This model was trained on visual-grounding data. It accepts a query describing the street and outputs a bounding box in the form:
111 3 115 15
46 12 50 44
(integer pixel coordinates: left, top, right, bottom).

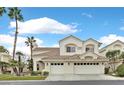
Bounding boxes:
0 80 124 85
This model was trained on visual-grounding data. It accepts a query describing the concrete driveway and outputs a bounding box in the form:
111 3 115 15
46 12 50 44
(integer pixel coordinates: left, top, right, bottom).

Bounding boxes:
46 74 124 81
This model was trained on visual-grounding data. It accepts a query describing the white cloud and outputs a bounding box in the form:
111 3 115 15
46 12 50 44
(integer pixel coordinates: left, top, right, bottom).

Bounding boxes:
52 44 59 47
82 13 93 18
0 34 43 55
9 17 78 34
99 34 124 45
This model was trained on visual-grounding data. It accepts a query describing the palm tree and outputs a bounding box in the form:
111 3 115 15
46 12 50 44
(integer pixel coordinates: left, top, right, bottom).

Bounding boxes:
0 7 6 16
25 36 36 71
10 52 25 76
8 7 24 60
18 62 25 75
10 59 19 75
16 51 25 75
16 51 24 62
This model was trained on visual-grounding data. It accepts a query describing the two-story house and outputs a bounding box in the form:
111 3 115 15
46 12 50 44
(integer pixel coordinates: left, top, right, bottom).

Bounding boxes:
32 35 124 75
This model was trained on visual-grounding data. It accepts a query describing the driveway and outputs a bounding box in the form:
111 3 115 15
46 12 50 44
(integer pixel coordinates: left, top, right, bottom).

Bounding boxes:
46 74 124 81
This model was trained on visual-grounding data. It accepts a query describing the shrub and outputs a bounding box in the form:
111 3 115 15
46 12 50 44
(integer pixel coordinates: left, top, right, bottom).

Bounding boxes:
43 71 49 76
104 67 109 74
3 71 11 74
31 71 42 76
116 64 124 77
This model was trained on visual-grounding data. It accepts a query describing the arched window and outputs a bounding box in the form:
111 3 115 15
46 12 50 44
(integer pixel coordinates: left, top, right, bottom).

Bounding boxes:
66 43 76 52
86 44 94 52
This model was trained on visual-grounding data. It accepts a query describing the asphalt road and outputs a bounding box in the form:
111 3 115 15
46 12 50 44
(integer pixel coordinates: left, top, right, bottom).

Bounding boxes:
0 80 124 85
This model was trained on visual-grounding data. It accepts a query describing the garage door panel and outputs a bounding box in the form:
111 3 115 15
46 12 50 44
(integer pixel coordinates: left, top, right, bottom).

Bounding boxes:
50 64 64 74
74 63 104 74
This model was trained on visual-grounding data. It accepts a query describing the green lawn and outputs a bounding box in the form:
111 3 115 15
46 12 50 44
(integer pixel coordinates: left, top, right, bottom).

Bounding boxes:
0 74 46 80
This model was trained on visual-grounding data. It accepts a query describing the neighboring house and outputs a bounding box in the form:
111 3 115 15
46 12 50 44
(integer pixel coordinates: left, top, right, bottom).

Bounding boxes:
0 52 11 63
0 52 11 73
32 35 124 75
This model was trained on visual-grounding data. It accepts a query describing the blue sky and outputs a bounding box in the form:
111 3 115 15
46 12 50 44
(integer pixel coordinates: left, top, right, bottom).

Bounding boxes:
0 7 124 54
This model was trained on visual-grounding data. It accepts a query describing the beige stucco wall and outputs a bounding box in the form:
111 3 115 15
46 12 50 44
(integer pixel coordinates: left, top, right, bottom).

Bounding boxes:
80 52 98 59
33 55 45 71
59 36 83 56
83 39 99 54
59 37 100 56
0 53 11 63
0 53 12 74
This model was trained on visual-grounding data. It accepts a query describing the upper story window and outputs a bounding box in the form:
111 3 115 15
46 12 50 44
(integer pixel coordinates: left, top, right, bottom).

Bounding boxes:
86 44 94 52
66 44 76 53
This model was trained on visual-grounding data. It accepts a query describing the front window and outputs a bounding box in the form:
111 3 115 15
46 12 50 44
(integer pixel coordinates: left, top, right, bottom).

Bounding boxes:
66 46 76 52
86 47 90 52
66 44 76 53
86 44 94 52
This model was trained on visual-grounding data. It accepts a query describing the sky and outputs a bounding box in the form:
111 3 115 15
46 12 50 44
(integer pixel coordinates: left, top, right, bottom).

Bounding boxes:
0 7 124 55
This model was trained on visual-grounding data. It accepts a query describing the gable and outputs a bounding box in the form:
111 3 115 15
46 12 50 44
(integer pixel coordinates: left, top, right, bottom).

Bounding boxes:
84 38 102 47
100 40 124 52
59 35 83 43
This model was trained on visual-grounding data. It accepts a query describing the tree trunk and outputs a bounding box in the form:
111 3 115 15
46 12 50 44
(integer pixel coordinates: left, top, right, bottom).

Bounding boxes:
18 55 21 76
12 16 18 60
13 67 18 76
1 66 4 74
123 59 124 64
30 44 33 71
31 44 32 61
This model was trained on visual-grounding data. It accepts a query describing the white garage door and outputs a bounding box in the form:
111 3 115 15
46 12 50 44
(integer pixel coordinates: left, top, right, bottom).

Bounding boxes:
74 62 104 74
50 63 64 74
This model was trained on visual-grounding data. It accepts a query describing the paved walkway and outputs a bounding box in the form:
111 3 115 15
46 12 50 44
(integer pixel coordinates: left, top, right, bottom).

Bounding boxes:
46 74 124 81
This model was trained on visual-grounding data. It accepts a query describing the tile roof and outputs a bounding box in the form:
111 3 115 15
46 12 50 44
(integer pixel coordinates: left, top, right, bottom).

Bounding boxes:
33 47 60 57
42 54 81 60
33 47 107 61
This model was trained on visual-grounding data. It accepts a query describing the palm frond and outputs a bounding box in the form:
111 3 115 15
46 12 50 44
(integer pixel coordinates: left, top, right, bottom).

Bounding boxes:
16 51 24 56
25 41 29 46
0 7 6 16
8 7 24 21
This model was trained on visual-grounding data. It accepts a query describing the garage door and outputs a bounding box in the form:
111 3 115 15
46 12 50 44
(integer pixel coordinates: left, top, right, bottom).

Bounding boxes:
50 63 64 74
74 62 104 74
